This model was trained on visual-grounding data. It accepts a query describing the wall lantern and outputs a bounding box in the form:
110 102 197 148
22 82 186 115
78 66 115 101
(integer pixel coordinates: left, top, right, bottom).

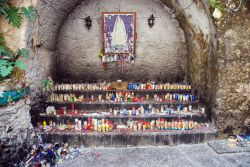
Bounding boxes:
84 16 92 30
148 14 155 28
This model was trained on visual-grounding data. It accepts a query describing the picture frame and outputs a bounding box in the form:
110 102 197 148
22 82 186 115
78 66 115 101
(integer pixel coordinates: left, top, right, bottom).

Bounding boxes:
102 12 136 55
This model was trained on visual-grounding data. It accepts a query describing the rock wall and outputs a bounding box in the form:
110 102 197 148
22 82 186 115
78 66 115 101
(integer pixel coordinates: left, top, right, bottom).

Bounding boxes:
214 5 250 135
0 0 54 108
0 99 35 165
56 0 187 82
0 1 38 164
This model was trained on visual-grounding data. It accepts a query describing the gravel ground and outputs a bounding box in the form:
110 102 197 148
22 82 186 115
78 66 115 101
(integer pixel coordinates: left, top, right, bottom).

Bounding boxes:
58 143 250 167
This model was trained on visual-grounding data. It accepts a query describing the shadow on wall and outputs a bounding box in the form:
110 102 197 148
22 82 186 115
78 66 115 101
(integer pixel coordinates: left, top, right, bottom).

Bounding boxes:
55 0 188 83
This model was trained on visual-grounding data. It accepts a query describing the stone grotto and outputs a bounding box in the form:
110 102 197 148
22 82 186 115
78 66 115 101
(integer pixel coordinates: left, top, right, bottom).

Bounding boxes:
0 0 249 166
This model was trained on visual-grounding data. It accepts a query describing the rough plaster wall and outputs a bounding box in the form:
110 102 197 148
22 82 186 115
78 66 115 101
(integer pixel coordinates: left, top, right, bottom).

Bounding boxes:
24 0 83 105
25 48 54 106
36 0 82 49
56 0 187 82
177 0 211 39
173 0 216 96
164 0 217 120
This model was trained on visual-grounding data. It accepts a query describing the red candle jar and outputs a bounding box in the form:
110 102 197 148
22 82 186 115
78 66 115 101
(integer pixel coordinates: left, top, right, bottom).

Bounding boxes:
146 84 151 90
71 103 75 113
132 96 137 102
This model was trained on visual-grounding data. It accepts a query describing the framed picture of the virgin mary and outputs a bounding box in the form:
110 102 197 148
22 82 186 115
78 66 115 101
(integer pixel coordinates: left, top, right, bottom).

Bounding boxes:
102 12 136 55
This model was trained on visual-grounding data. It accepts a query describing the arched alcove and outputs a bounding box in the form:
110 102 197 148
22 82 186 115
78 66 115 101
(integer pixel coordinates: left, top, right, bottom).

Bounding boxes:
56 0 187 82
26 0 217 120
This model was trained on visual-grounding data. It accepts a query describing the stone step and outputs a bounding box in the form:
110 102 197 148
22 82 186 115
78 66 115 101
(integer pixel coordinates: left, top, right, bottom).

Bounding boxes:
39 127 217 147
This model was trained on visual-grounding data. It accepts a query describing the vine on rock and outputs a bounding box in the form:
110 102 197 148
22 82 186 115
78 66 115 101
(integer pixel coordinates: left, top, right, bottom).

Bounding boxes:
0 0 36 83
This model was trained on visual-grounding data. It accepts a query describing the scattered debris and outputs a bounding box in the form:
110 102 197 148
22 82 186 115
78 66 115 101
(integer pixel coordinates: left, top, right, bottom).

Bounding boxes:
25 143 83 166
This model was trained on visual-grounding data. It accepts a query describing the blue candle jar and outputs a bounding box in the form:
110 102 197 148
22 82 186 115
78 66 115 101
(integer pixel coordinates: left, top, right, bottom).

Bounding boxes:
123 109 128 115
168 108 172 115
111 94 116 101
175 94 179 101
132 83 136 90
128 83 131 90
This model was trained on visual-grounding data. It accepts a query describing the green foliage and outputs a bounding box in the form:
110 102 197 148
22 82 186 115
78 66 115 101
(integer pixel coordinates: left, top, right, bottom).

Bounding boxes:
15 60 26 70
0 2 36 82
0 59 13 77
0 45 14 58
5 6 22 28
17 48 29 60
210 0 224 11
0 0 37 27
21 6 36 22
0 36 29 80
42 77 54 93
0 35 13 58
0 0 9 16
0 35 4 43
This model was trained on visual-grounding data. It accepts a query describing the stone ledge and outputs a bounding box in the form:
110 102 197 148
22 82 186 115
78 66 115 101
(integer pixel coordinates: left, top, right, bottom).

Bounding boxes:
39 127 218 146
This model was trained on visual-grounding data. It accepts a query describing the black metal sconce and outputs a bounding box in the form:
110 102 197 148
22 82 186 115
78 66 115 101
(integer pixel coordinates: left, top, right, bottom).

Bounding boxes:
148 14 155 28
84 16 92 30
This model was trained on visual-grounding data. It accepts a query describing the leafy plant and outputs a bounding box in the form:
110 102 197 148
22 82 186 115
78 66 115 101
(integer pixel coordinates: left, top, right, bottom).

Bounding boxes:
0 36 29 81
0 0 37 28
42 77 54 93
5 6 22 28
0 1 37 83
210 0 224 11
21 6 36 22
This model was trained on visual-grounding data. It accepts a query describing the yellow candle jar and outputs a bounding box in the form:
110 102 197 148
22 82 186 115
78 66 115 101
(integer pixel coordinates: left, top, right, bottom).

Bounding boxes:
109 124 113 131
98 125 102 132
188 121 194 130
105 124 109 131
102 124 106 132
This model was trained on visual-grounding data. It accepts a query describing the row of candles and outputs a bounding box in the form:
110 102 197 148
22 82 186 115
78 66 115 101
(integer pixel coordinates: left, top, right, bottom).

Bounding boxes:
39 118 202 132
46 105 205 116
109 105 204 116
53 82 192 91
48 92 197 103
